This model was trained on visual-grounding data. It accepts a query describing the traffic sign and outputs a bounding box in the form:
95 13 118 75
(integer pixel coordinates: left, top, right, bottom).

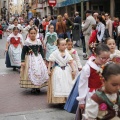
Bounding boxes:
48 0 57 7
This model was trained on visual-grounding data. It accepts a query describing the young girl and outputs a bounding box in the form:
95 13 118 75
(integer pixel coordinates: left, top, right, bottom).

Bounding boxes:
47 38 76 104
75 44 110 120
44 24 58 62
24 19 34 36
7 18 23 34
83 63 120 120
89 24 97 45
5 27 23 71
105 38 120 64
20 27 49 93
66 38 82 74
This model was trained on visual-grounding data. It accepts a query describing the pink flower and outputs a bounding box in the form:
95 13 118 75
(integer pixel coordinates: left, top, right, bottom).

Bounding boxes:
116 57 120 62
99 103 107 111
72 51 76 54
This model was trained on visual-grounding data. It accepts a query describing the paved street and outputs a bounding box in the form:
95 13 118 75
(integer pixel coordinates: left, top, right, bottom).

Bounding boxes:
0 33 86 120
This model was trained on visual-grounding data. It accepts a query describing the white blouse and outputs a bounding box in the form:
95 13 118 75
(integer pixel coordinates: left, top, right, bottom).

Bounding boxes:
76 57 100 104
66 48 82 69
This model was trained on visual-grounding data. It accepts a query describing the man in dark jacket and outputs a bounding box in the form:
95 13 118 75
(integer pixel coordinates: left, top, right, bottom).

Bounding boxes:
34 17 40 27
64 13 73 39
74 12 81 47
50 15 57 32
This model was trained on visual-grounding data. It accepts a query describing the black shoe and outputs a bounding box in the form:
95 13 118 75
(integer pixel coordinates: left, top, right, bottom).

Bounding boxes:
31 88 36 93
35 88 40 93
83 54 88 60
13 67 16 71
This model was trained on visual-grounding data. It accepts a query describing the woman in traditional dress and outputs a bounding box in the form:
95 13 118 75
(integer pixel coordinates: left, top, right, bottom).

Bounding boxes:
5 27 23 71
47 38 76 104
20 27 49 93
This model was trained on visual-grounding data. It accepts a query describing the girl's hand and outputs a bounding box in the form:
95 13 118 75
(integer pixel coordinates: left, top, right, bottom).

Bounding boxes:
79 104 85 109
72 71 76 79
78 68 82 71
48 70 51 76
43 45 46 50
5 49 8 52
21 62 25 67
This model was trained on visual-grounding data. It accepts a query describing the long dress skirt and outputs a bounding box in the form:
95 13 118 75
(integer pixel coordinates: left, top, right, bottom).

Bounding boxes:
47 69 67 104
64 73 80 114
5 51 12 68
20 55 48 88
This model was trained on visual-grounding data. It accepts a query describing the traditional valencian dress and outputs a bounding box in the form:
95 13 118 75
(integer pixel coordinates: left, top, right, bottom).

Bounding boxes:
47 49 75 104
7 24 23 32
20 38 49 88
75 57 103 120
6 33 23 68
83 89 120 120
66 48 82 74
110 50 120 64
44 32 58 61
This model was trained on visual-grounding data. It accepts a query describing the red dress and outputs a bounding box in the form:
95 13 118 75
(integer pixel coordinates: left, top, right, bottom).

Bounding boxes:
89 30 98 44
0 30 3 35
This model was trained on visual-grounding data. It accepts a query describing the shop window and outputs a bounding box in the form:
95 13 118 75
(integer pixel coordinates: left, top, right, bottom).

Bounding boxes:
92 5 104 12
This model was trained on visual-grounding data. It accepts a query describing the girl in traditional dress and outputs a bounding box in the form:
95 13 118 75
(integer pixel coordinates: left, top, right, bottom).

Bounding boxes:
7 18 23 34
47 38 76 104
44 24 58 64
5 27 23 71
105 38 120 64
83 63 120 120
20 27 49 93
66 38 82 75
75 44 110 120
23 19 34 37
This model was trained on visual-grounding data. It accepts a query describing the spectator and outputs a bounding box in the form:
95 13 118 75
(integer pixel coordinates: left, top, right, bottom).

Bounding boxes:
34 16 40 27
82 10 96 57
51 15 57 32
105 13 113 38
0 28 3 39
117 22 120 50
89 24 97 44
74 11 81 47
64 13 73 38
42 18 49 37
56 15 66 38
96 15 106 43
93 12 99 21
113 17 119 41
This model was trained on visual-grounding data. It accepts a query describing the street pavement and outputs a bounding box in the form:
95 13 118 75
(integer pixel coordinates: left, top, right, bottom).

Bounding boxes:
0 33 86 120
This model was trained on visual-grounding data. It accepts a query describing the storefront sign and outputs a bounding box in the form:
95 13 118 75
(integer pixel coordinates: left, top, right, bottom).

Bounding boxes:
48 0 57 7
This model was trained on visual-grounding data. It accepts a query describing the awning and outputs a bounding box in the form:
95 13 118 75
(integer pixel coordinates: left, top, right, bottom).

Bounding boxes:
56 0 89 7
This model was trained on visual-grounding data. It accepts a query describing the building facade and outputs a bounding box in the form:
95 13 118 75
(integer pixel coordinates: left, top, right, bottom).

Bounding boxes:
56 0 120 20
0 0 9 20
